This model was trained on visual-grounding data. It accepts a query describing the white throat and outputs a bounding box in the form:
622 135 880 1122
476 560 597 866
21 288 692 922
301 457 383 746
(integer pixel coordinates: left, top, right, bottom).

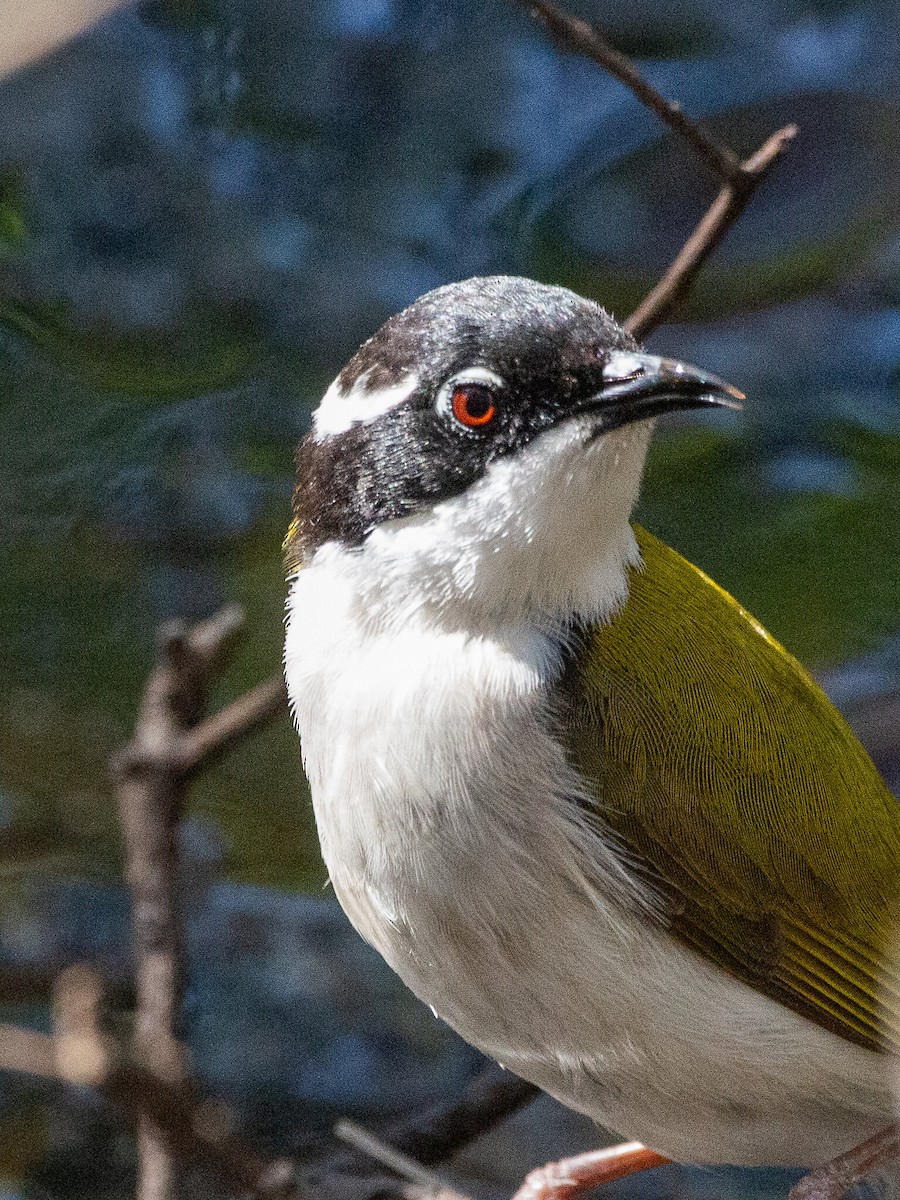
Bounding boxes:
293 418 652 637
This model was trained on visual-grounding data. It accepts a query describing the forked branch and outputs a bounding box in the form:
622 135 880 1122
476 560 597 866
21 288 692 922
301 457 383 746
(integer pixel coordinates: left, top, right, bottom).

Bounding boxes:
109 605 280 1200
520 0 797 338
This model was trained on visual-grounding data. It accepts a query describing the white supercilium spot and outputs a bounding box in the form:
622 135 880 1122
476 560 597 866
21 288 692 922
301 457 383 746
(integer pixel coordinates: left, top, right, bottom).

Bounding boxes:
313 369 420 440
602 351 646 381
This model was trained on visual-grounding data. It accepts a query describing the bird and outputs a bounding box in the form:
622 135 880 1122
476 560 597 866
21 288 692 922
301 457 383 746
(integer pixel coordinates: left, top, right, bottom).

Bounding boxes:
283 275 900 1200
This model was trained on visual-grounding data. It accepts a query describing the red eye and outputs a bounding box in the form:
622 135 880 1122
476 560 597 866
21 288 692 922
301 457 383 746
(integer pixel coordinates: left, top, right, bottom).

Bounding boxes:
451 383 497 428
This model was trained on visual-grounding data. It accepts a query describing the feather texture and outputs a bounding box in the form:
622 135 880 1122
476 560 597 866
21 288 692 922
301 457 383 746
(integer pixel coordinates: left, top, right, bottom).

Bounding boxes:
560 525 900 1055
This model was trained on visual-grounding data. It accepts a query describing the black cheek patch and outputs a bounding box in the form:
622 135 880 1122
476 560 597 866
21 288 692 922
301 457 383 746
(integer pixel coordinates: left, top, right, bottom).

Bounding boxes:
359 407 494 525
287 407 494 561
286 396 563 563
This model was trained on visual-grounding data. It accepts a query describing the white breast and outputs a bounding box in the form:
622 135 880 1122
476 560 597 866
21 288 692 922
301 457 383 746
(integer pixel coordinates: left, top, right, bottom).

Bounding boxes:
284 548 894 1170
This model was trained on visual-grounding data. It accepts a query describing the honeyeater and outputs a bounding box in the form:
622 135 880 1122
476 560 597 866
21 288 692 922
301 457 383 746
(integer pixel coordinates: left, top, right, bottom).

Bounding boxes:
283 276 900 1199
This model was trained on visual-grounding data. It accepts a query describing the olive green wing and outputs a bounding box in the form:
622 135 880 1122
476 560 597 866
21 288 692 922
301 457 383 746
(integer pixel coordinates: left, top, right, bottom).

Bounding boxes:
560 524 900 1054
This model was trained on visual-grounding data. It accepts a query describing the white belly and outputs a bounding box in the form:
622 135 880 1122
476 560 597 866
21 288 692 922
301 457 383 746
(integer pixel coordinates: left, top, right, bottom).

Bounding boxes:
284 562 895 1170
328 837 893 1169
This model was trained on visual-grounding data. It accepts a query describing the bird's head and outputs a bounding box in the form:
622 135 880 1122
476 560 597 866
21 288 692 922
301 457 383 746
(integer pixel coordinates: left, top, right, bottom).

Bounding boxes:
286 276 741 629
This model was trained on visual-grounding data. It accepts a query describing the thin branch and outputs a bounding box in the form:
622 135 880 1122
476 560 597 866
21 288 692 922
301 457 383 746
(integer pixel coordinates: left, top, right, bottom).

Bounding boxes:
179 673 288 779
0 1017 282 1195
111 605 251 1200
321 1066 537 1178
0 976 498 1200
625 124 797 338
335 1120 457 1193
0 975 537 1198
518 0 797 338
523 0 741 183
378 1065 538 1168
108 608 288 1200
0 966 302 1200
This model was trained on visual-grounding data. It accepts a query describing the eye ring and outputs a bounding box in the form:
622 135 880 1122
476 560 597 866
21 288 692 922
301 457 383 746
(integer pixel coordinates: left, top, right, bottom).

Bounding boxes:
437 368 504 433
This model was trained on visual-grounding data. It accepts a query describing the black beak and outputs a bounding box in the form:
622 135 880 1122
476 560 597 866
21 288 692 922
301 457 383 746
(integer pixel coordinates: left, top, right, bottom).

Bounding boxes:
585 351 744 431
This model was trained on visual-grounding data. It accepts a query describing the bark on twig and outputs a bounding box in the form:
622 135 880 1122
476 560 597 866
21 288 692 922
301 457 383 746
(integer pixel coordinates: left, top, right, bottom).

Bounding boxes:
178 673 287 779
365 1065 538 1170
625 126 797 338
334 1120 457 1192
519 0 797 338
316 1063 538 1188
0 966 301 1200
110 605 250 1200
524 0 742 183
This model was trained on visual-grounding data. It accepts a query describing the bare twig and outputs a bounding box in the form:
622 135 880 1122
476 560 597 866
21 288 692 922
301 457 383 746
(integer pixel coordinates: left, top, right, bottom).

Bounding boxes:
524 0 741 183
110 605 253 1200
0 979 520 1200
519 0 797 338
335 1120 456 1193
0 966 301 1200
320 1065 537 1184
625 125 797 338
178 672 288 779
378 1065 538 1169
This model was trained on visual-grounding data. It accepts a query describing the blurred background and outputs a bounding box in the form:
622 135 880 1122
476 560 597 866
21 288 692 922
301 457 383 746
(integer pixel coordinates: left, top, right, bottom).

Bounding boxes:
0 0 898 1196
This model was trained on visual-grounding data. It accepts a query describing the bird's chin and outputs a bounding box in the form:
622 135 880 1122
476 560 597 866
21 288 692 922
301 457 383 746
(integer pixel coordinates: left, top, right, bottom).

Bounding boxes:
580 412 655 447
553 413 607 449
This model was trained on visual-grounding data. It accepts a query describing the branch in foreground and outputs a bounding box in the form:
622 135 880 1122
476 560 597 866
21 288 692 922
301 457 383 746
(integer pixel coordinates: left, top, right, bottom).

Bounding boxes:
520 0 797 339
322 1063 539 1176
0 965 537 1200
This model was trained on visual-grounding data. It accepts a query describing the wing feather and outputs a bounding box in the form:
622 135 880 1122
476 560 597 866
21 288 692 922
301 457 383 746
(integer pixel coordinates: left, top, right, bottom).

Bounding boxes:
559 525 900 1054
